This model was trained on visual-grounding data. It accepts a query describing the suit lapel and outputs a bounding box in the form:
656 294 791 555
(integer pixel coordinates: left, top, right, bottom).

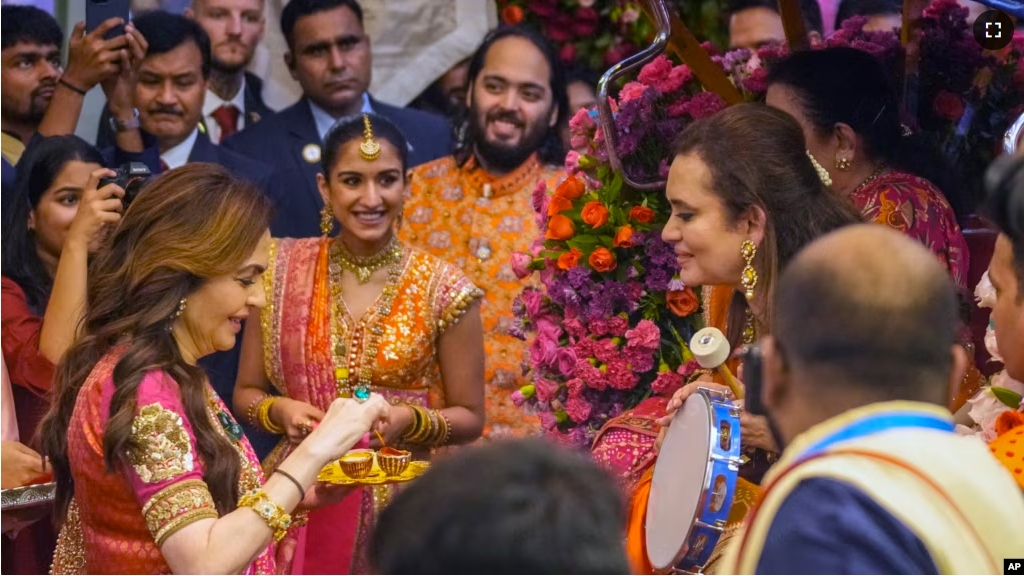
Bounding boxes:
286 99 325 210
188 130 217 163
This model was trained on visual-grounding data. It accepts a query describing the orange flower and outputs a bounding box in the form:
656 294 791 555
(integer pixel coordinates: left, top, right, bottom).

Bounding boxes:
613 225 635 248
629 205 655 224
666 287 699 317
589 246 617 272
548 194 574 216
994 409 1024 437
501 5 524 24
557 247 583 270
581 201 609 228
556 174 586 200
546 214 575 241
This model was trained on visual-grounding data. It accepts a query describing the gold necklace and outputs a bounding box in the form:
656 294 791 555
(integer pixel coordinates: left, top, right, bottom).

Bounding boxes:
852 164 889 195
335 235 402 284
329 239 405 401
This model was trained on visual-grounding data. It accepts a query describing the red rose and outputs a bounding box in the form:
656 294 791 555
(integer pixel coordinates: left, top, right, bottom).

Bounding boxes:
556 174 586 200
666 287 699 317
547 195 573 216
546 214 575 241
933 90 965 122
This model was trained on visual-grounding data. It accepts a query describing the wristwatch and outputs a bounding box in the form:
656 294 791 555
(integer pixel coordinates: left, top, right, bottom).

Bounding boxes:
109 108 140 133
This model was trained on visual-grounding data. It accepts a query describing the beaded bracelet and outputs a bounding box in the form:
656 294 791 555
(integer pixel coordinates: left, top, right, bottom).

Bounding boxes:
238 489 292 542
245 394 269 427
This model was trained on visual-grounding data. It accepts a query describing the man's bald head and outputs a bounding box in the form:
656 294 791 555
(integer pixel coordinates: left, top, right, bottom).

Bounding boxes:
773 225 958 403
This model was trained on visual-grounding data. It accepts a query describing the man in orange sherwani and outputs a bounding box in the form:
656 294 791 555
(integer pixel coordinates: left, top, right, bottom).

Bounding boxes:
400 27 568 438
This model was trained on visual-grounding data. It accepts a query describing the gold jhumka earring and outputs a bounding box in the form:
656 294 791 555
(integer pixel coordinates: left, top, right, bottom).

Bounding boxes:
359 114 381 161
740 240 758 300
320 203 334 237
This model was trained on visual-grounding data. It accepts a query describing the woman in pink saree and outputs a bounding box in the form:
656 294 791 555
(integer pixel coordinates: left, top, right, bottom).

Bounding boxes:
40 166 389 574
234 114 486 574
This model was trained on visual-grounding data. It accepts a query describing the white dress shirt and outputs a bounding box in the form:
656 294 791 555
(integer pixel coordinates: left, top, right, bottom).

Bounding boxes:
308 93 374 142
160 127 199 170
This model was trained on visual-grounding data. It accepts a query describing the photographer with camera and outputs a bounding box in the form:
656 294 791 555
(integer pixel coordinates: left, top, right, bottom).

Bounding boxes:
2 136 125 447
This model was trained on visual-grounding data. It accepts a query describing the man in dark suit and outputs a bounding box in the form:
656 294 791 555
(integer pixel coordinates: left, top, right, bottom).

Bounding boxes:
95 0 275 149
224 0 453 238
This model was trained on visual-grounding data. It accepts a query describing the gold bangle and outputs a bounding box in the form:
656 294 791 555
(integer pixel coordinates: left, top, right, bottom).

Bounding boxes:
238 489 292 542
257 397 285 434
686 368 715 384
245 394 268 427
434 410 452 447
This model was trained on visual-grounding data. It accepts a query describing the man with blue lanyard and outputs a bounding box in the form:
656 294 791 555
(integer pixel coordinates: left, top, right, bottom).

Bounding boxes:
723 224 1024 574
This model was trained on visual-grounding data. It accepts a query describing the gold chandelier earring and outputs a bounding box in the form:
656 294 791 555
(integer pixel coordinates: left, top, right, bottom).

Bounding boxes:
740 240 758 301
320 203 334 237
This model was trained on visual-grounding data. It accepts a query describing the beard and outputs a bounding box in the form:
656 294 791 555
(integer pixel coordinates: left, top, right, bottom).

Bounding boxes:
2 83 54 126
468 105 551 173
211 45 253 75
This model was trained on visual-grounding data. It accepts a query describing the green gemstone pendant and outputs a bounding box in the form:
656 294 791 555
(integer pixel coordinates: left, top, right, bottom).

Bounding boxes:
354 385 371 402
218 410 243 442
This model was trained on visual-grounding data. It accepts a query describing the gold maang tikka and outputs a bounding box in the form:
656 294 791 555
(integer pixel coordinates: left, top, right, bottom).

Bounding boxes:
359 114 381 161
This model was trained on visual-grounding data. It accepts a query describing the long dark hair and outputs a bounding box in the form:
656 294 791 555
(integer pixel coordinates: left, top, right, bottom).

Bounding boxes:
766 47 971 220
673 103 864 343
40 164 273 524
455 26 567 167
1 135 104 314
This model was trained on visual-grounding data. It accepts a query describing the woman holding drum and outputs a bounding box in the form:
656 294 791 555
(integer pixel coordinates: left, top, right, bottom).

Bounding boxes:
590 103 863 573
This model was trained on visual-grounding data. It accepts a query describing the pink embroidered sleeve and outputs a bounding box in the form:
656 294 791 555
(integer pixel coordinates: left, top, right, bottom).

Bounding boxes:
431 263 483 335
120 371 219 546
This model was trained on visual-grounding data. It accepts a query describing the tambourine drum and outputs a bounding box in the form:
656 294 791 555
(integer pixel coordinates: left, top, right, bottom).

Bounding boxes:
646 388 742 573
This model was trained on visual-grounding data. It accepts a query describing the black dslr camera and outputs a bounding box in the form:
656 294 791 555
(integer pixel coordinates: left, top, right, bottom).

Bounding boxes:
100 162 152 208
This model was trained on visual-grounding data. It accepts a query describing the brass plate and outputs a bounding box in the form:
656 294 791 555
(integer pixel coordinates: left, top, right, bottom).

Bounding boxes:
318 457 429 486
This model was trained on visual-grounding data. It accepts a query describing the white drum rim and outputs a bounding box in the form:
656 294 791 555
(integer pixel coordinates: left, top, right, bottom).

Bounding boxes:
645 390 715 571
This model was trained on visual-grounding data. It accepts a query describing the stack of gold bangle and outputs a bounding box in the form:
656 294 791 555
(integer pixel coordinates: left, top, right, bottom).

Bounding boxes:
254 397 284 434
400 405 451 447
238 489 292 542
686 368 715 384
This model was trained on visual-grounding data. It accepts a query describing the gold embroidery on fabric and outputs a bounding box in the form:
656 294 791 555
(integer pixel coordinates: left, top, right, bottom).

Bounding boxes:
142 479 218 546
437 283 483 335
261 238 280 389
127 403 195 483
51 498 86 574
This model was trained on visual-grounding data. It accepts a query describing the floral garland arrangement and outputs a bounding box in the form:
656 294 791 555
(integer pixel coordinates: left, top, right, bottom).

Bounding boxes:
496 0 729 69
724 1 1023 202
956 272 1024 442
510 0 1023 448
509 54 724 447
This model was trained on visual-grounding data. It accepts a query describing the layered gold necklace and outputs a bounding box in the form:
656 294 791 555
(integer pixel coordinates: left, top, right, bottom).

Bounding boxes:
334 236 403 284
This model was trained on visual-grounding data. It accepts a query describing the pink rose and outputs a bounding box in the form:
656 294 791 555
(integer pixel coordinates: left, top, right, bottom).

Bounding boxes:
510 251 533 280
555 347 578 377
531 335 560 369
521 288 544 319
566 396 593 423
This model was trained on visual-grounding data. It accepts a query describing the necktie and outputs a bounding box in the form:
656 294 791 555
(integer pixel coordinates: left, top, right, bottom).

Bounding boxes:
211 104 240 144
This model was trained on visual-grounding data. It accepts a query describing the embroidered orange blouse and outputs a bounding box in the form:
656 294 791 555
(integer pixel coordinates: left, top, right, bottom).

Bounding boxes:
399 154 566 438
